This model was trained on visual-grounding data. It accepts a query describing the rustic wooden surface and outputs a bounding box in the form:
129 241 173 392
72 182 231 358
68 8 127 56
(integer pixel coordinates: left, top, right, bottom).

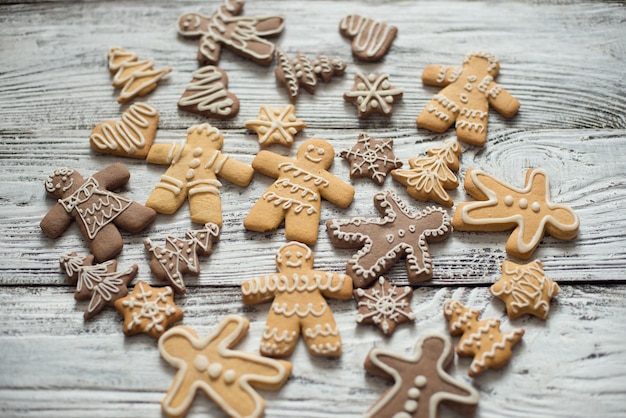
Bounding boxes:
1 1 625 417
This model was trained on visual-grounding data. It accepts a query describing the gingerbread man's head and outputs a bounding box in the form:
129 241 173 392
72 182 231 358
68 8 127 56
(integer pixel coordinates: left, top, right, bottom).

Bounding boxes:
296 139 335 170
45 167 83 199
186 123 224 150
178 13 211 36
276 241 314 271
463 51 500 78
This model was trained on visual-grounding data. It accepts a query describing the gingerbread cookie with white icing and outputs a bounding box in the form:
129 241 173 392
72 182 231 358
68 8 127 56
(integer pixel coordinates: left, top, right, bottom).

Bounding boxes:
340 132 402 185
178 65 240 119
245 104 306 147
339 15 397 62
343 72 403 118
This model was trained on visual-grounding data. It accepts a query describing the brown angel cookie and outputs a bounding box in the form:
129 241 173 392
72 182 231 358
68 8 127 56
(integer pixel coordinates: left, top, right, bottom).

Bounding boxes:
274 49 346 101
339 15 397 62
364 332 479 417
90 103 159 159
40 163 157 262
326 189 451 288
340 132 402 185
354 276 415 336
343 72 404 118
177 0 284 66
178 65 240 119
59 252 137 320
144 223 220 294
245 104 307 147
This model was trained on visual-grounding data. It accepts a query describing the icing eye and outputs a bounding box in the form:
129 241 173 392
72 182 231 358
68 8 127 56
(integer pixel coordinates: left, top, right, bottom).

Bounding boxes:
61 176 68 182
317 148 325 155
307 145 315 152
296 253 302 258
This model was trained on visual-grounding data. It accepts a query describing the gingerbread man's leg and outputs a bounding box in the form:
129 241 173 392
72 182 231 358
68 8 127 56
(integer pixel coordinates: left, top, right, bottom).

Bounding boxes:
455 100 489 146
113 202 157 233
188 182 223 226
80 222 124 262
244 185 287 233
284 204 321 246
416 89 459 133
260 307 300 357
301 302 342 357
146 175 188 215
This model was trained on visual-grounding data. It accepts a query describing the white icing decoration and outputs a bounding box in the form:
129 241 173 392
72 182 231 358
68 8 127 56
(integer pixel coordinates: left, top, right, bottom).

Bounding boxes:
90 103 158 154
178 65 236 116
344 72 403 115
339 15 396 59
245 105 305 146
355 277 415 334
122 283 178 334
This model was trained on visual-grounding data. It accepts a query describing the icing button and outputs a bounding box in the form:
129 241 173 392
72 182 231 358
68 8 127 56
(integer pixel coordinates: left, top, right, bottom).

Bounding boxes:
193 354 209 372
531 201 541 212
519 198 528 209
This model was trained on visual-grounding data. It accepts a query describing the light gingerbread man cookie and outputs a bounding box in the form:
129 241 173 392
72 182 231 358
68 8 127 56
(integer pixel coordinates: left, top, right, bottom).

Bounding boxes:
241 242 353 357
244 138 355 245
146 123 254 226
416 51 520 146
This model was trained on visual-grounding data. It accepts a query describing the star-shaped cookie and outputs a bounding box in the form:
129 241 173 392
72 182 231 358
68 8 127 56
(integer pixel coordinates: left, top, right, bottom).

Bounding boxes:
490 260 560 319
245 105 307 147
354 276 415 336
343 72 403 118
340 133 402 185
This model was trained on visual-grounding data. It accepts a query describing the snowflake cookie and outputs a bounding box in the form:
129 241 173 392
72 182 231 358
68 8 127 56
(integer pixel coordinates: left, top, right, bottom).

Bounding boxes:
343 72 403 118
340 132 402 185
245 104 307 147
159 315 292 418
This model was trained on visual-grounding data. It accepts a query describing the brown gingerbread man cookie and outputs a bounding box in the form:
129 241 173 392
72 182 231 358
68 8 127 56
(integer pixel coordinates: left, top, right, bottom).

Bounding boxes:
178 65 240 119
340 132 402 185
339 15 397 62
40 163 157 262
343 72 404 118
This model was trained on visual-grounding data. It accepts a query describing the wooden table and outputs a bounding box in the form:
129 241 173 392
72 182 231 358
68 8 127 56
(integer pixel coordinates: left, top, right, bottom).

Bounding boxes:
1 1 625 417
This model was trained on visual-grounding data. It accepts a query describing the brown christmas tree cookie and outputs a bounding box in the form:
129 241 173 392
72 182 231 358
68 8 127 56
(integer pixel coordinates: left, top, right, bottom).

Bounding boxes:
113 280 183 339
364 332 479 418
89 103 159 159
416 51 520 146
354 276 415 336
244 138 355 245
245 104 306 147
490 260 560 320
59 252 137 320
241 242 353 357
344 72 404 118
274 49 346 101
40 163 157 262
177 0 284 66
340 132 402 185
159 315 292 418
145 123 254 226
339 15 397 62
326 189 451 288
144 223 220 294
444 299 524 377
178 65 240 119
107 47 172 104
452 168 580 259
391 139 462 207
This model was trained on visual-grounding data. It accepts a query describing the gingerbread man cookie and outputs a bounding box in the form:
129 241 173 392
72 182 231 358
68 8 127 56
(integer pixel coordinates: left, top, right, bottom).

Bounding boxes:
444 299 524 377
364 332 479 418
178 65 240 119
145 123 254 226
339 15 397 62
241 242 353 357
244 138 355 245
326 190 451 288
107 47 172 104
177 0 284 66
40 163 157 262
344 72 404 118
159 315 292 418
144 223 220 294
90 103 159 159
245 104 306 147
416 51 520 146
59 252 137 320
452 168 580 259
340 132 402 185
490 260 560 320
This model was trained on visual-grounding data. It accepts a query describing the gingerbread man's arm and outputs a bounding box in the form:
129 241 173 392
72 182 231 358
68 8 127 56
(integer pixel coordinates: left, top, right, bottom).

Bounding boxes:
421 64 462 87
146 143 182 166
40 203 73 238
241 275 280 305
92 162 131 190
251 150 292 178
480 78 520 118
215 152 254 187
314 271 353 300
318 172 355 208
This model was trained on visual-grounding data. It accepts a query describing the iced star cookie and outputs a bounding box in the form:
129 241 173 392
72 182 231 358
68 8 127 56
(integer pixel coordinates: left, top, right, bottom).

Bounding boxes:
364 332 479 418
452 168 580 259
416 51 520 146
354 276 415 336
490 260 560 320
343 72 404 118
444 300 524 377
178 65 240 119
245 104 306 147
340 132 402 185
159 315 292 418
339 15 397 62
114 281 183 339
90 103 159 159
241 242 353 357
326 189 451 287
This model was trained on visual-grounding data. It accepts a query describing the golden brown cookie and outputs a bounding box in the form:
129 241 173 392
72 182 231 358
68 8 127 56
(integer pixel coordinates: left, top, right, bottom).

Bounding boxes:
343 72 403 118
339 15 397 62
245 104 306 147
241 242 353 357
178 65 240 119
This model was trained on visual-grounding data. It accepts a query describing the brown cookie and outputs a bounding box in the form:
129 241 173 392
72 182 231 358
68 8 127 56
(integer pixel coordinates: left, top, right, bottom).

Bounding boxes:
364 332 479 417
178 65 240 119
326 189 451 287
339 15 397 62
177 0 284 66
343 72 403 118
40 163 157 262
245 104 307 147
340 132 402 185
90 103 159 159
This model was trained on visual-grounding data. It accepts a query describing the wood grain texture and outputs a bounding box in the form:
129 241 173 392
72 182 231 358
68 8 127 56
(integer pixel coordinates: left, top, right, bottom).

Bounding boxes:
0 0 625 417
